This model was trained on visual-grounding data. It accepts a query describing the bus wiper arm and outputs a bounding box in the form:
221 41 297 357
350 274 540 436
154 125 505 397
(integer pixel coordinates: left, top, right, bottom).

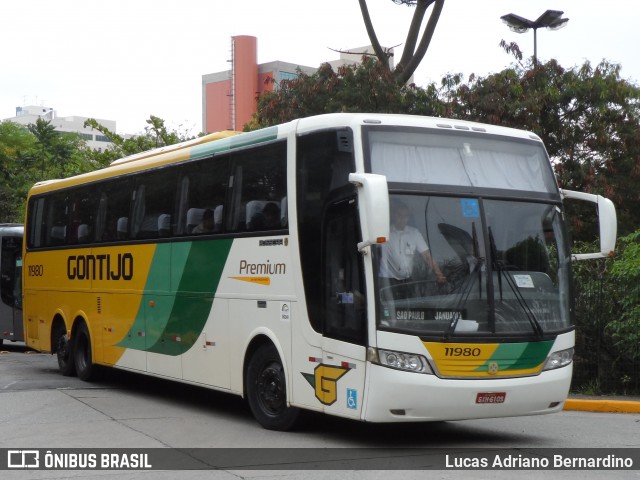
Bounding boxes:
444 254 483 340
489 228 544 338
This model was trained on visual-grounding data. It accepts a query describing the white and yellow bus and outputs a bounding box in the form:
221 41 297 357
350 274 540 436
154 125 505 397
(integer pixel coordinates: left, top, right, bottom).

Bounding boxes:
23 113 616 430
0 224 23 347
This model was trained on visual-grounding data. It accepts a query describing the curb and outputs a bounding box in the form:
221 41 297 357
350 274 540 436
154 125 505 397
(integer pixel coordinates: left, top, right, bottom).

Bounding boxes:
564 399 640 414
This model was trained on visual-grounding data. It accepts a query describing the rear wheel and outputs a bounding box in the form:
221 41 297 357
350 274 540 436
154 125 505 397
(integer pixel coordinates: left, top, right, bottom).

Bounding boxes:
246 344 301 431
73 322 96 381
56 328 76 377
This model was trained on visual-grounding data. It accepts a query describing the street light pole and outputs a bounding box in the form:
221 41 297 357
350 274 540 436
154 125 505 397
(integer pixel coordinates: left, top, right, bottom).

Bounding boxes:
500 10 569 67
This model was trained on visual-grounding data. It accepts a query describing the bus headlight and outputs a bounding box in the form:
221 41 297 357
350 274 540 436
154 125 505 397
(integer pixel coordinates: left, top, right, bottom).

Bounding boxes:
543 347 574 371
367 347 433 374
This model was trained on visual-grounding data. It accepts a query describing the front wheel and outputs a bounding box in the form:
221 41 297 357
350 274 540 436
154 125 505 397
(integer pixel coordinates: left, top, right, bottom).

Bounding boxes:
246 344 301 431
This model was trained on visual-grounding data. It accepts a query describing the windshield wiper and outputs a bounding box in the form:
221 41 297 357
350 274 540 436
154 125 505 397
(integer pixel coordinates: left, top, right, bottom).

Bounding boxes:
488 228 544 338
443 222 483 339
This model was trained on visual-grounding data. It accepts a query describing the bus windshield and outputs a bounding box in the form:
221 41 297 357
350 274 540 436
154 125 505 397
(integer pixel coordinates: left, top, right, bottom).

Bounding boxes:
373 195 572 338
366 126 572 339
367 128 558 193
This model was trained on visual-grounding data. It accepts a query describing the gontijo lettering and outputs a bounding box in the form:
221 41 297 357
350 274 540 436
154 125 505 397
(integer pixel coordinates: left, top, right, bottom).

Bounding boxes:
67 253 134 280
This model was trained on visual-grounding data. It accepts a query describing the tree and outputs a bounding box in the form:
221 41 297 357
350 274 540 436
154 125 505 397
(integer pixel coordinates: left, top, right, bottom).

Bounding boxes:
358 0 445 84
83 115 192 167
27 117 92 180
442 57 640 236
609 230 640 363
250 58 444 129
254 46 640 236
0 121 36 221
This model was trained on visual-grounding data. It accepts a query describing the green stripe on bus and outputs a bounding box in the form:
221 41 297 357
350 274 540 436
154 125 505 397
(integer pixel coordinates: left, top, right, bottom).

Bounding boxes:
119 239 233 355
147 239 232 355
116 244 171 350
190 126 279 160
475 340 554 372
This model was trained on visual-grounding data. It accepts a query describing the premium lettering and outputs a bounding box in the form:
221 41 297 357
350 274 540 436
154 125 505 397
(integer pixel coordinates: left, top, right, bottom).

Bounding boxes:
67 253 134 280
239 259 286 275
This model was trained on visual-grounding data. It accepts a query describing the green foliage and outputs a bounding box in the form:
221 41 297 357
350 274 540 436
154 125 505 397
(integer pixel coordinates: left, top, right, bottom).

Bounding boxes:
571 231 640 394
0 116 188 223
0 121 36 221
28 118 95 179
442 57 640 236
83 115 192 167
253 53 640 237
608 231 640 361
250 58 444 129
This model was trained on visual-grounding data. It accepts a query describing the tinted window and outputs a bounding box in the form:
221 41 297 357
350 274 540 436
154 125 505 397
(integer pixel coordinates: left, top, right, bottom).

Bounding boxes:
179 156 229 235
130 168 178 239
227 142 287 233
296 129 356 332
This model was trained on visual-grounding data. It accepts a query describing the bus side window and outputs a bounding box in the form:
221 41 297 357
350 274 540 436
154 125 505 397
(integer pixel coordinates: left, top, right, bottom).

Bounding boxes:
44 193 70 247
27 198 46 248
131 168 177 240
68 190 98 245
296 129 356 333
180 156 229 236
228 142 286 234
95 178 133 242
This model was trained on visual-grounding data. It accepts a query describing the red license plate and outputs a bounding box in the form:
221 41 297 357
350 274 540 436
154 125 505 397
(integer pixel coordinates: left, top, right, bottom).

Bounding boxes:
476 392 506 404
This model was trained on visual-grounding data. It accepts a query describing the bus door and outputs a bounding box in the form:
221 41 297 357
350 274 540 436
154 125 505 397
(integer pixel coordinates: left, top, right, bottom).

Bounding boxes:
1 236 23 343
319 197 367 418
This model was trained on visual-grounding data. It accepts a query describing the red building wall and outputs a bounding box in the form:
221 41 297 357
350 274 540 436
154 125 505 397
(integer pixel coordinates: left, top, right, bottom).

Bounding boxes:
203 36 288 133
205 80 231 133
232 36 258 131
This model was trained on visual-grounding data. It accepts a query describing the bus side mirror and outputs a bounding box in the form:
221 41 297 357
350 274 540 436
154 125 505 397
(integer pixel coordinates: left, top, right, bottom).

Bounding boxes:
349 173 389 252
560 189 617 261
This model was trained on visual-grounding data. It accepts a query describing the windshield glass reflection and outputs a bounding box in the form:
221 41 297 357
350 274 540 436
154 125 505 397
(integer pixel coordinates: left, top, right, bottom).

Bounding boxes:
374 195 571 338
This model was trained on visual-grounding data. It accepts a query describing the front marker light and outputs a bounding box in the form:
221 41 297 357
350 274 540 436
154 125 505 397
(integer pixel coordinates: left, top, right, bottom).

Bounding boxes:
543 347 574 371
367 347 433 374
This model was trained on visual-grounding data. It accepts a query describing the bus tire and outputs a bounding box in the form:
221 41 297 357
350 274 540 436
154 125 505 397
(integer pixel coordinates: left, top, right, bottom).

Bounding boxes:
56 330 76 377
246 343 301 431
73 322 96 382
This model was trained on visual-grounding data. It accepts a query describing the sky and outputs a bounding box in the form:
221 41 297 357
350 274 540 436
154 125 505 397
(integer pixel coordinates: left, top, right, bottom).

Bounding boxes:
1 0 638 135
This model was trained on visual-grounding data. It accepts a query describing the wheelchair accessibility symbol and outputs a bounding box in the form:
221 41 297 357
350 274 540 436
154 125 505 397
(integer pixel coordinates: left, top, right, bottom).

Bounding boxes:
347 388 358 410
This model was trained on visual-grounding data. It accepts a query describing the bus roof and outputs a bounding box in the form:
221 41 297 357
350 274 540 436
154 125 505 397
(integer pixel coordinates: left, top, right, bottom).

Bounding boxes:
109 130 240 166
26 113 543 197
294 113 542 142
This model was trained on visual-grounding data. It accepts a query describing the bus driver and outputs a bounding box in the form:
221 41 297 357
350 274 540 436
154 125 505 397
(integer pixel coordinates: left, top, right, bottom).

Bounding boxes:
379 201 446 296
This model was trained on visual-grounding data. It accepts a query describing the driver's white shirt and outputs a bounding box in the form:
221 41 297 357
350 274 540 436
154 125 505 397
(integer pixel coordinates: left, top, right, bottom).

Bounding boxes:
379 225 429 280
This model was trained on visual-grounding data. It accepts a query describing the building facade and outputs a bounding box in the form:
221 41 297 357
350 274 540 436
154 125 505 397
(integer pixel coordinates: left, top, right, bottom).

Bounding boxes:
6 105 115 151
202 36 392 133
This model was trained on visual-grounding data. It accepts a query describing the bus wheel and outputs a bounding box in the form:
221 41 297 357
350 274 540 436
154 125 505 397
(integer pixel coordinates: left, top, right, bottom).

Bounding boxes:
246 344 300 431
56 331 76 377
73 323 96 381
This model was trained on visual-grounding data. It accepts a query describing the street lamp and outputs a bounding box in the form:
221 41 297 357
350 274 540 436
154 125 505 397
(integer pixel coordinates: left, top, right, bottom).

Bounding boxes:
500 10 569 66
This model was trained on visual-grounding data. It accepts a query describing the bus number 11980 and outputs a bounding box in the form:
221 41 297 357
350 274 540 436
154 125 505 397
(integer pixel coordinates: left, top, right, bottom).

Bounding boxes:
444 347 481 357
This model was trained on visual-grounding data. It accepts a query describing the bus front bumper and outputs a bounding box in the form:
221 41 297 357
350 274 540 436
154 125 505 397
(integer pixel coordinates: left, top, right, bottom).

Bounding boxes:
362 362 572 423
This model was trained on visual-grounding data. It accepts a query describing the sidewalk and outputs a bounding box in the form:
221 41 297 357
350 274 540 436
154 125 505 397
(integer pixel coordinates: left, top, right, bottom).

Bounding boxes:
564 394 640 413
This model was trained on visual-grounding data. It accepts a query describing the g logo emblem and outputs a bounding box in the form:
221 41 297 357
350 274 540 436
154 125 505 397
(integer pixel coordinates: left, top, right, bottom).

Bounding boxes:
302 364 350 405
487 361 499 375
